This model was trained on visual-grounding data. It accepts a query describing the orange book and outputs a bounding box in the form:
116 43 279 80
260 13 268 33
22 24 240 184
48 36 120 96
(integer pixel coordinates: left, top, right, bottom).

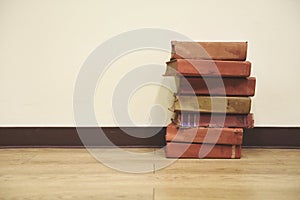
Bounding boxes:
166 123 243 145
177 77 256 96
166 142 241 159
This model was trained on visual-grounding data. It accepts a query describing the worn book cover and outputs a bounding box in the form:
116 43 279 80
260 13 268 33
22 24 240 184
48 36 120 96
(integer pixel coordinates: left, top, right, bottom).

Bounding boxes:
172 112 254 128
171 41 247 61
165 59 251 77
176 77 256 96
166 123 243 145
166 142 241 159
173 95 251 114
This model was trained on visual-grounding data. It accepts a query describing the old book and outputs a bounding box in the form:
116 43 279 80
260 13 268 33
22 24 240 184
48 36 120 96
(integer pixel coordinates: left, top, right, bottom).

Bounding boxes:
171 41 247 61
173 95 251 114
165 59 251 77
176 77 256 96
166 123 243 145
166 142 241 159
173 112 254 128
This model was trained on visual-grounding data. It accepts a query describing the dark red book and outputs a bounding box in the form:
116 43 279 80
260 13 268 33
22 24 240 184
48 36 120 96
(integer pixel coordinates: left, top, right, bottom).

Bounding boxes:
165 59 251 77
177 77 256 96
172 112 254 128
166 142 241 159
166 123 243 145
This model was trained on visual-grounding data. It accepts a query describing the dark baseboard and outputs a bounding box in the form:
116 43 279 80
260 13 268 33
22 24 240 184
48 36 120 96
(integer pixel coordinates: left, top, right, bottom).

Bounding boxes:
243 127 300 148
0 127 165 148
0 127 299 148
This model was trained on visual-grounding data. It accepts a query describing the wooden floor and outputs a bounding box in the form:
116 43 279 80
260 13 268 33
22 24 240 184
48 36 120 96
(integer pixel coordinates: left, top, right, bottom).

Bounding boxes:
0 148 299 199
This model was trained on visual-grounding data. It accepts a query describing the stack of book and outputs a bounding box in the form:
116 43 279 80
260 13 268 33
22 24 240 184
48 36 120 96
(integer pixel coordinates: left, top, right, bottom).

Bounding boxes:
164 41 256 159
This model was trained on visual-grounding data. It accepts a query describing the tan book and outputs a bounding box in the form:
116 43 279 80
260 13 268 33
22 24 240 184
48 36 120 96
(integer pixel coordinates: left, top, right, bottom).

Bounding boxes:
173 95 251 114
171 41 247 61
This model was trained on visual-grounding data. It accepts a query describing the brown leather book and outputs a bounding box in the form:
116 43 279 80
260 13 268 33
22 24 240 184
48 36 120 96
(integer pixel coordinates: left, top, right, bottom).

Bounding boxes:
166 123 243 145
171 41 247 61
165 59 251 77
166 142 241 159
173 95 251 114
177 77 256 96
172 112 254 128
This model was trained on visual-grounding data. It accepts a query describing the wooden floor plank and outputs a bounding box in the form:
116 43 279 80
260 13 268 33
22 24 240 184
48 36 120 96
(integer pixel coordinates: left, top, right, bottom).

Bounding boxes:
0 148 299 200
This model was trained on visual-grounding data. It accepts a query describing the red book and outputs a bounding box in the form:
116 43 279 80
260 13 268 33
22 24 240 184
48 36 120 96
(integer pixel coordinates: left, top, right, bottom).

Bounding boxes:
171 41 248 61
166 123 243 145
177 77 256 96
173 112 254 128
166 142 241 159
165 59 251 77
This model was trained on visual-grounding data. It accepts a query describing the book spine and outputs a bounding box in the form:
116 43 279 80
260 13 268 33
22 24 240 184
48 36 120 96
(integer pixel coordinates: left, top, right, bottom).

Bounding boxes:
174 96 251 114
178 77 256 96
166 123 243 145
166 142 241 159
176 59 251 77
171 41 247 61
173 113 254 128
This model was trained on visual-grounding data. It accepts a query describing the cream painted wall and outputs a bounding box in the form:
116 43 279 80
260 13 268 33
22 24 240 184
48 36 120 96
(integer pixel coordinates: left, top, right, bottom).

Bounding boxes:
0 0 299 126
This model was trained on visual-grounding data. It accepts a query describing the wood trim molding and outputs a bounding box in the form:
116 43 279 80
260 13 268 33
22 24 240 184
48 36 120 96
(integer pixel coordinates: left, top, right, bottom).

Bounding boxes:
0 127 299 148
243 127 300 148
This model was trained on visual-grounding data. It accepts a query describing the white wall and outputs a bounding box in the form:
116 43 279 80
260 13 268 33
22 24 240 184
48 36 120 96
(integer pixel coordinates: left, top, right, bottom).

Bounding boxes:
0 0 299 127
